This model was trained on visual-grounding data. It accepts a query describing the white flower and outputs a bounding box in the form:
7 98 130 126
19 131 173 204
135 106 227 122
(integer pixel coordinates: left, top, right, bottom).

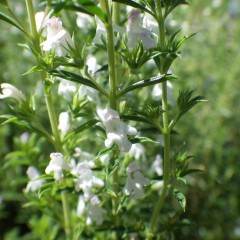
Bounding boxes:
123 162 150 199
75 163 104 200
97 108 137 152
41 17 74 57
78 85 98 102
45 153 70 181
127 9 156 49
58 111 70 136
150 155 163 191
93 17 125 45
152 81 173 104
58 78 77 99
127 143 146 161
151 154 163 176
142 13 159 35
35 11 48 32
76 195 86 217
86 196 106 225
86 55 100 75
76 12 94 29
25 166 44 193
74 147 95 168
0 83 25 102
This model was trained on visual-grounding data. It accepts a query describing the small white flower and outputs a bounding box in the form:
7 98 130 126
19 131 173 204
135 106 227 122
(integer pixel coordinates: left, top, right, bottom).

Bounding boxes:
78 85 98 102
150 155 163 192
0 83 25 102
25 166 44 193
127 9 156 49
127 143 146 162
76 12 94 29
76 195 86 217
58 111 70 136
45 153 70 181
152 81 173 103
142 13 159 35
41 17 74 57
35 11 48 32
123 162 150 199
74 147 95 168
97 108 137 152
93 17 125 45
75 163 104 200
58 78 77 99
86 55 100 75
86 196 106 225
151 154 163 176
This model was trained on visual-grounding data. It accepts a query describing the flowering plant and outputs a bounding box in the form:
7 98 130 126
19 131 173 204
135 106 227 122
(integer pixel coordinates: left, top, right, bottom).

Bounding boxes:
0 0 205 239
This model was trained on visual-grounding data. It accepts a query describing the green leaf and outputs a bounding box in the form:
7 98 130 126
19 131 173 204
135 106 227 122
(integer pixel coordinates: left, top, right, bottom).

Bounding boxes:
131 137 160 144
49 70 97 89
0 0 8 7
173 188 186 212
112 0 153 15
22 65 43 75
74 119 99 133
118 74 176 97
63 119 99 142
0 12 26 34
51 1 107 23
121 114 152 124
177 89 206 122
180 168 204 177
164 0 189 16
0 115 18 125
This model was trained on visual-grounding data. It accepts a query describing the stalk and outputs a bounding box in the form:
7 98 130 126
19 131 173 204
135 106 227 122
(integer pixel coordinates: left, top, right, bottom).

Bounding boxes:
149 1 171 233
100 0 119 215
25 1 72 238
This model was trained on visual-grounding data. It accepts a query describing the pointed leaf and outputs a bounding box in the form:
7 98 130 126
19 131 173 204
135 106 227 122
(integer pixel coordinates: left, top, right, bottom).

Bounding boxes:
51 1 107 23
118 74 176 96
22 65 43 75
173 188 186 212
0 12 26 34
180 168 204 177
49 70 97 89
112 0 153 15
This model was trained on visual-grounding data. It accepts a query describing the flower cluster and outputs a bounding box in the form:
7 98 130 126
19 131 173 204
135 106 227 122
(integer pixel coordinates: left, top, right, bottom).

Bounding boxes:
45 153 71 181
123 162 150 199
97 108 137 152
25 166 44 193
40 17 74 57
0 83 25 102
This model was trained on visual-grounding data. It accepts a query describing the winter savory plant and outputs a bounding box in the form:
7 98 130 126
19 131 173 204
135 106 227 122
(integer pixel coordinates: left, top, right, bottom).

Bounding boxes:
0 0 205 239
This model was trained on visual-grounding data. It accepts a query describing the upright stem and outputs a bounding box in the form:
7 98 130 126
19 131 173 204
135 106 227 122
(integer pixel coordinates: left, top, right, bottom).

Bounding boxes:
25 1 72 238
100 0 118 110
61 191 72 240
150 2 171 233
100 0 119 215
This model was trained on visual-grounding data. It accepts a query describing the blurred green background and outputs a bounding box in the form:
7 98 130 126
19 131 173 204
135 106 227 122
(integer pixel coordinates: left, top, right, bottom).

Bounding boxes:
0 0 240 239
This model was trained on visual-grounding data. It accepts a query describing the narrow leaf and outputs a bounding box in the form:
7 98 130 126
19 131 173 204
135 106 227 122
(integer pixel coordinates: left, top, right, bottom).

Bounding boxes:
49 70 97 89
112 0 153 15
173 188 186 212
0 12 26 34
118 74 176 96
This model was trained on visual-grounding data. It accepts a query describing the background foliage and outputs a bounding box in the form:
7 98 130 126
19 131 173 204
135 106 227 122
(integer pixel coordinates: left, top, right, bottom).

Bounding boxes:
0 0 240 239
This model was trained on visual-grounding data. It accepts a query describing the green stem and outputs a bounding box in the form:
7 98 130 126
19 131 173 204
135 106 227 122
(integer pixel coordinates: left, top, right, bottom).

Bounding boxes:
25 1 72 238
150 2 171 233
100 0 120 216
25 0 39 47
61 191 72 240
43 83 62 152
100 0 118 110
